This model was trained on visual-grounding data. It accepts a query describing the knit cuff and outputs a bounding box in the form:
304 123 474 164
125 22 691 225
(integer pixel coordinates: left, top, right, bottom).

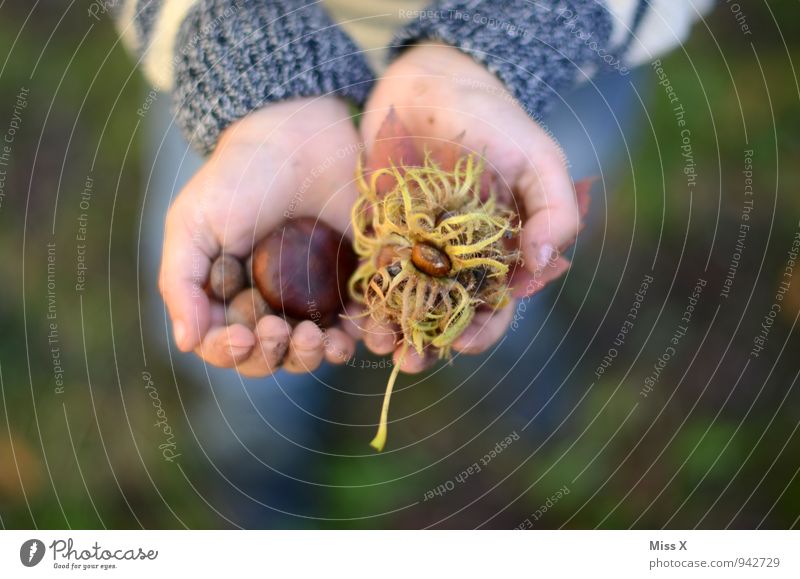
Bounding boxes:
172 0 375 154
392 0 613 120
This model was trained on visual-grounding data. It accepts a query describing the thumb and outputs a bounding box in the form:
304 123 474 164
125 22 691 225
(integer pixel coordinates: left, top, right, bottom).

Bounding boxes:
518 152 582 273
160 196 219 352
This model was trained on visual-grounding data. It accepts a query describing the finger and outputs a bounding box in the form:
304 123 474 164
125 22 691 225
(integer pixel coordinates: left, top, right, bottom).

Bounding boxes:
235 316 292 378
283 321 325 374
511 255 571 298
518 149 580 272
340 302 368 341
452 304 515 354
194 324 255 368
394 346 436 374
363 316 399 356
160 198 220 352
323 327 356 365
574 177 597 221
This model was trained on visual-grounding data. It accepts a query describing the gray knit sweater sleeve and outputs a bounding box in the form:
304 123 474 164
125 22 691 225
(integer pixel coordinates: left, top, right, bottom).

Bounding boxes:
392 0 615 121
115 0 374 154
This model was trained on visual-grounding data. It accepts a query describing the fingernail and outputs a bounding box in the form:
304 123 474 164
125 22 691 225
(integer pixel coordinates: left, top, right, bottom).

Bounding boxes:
227 342 251 358
535 243 557 271
173 320 187 349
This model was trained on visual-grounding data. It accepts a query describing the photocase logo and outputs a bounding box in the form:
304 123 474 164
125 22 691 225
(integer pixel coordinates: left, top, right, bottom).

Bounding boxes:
19 539 46 567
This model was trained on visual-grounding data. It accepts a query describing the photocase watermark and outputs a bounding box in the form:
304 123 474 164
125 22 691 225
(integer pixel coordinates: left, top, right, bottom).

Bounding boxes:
750 223 800 359
423 430 519 501
720 149 755 299
284 141 365 220
75 174 94 294
640 277 706 398
557 8 630 76
137 88 158 118
114 1 243 117
398 8 531 39
725 0 752 36
510 248 564 332
652 60 697 191
46 241 65 396
306 297 354 365
515 484 571 529
0 86 29 211
20 539 46 567
594 272 654 380
345 356 394 370
142 371 181 462
87 0 120 21
47 538 157 570
21 536 159 570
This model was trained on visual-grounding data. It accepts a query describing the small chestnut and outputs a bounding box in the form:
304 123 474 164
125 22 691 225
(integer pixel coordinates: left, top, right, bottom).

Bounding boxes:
251 217 356 326
226 288 270 330
411 242 451 277
207 254 245 301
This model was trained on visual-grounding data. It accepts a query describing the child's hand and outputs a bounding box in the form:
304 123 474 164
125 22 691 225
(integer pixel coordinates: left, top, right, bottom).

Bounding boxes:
357 43 579 372
160 97 359 376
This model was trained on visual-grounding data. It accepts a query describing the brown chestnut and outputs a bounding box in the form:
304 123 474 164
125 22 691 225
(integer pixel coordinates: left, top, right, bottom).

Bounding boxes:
251 217 356 326
226 288 271 330
207 254 245 301
411 242 451 277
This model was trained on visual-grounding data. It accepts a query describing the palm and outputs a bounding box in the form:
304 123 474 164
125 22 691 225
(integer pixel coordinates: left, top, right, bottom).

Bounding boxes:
357 43 580 370
161 97 361 375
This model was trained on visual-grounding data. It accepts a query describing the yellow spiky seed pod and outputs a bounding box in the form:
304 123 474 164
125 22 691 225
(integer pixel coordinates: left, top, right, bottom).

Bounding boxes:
348 151 520 451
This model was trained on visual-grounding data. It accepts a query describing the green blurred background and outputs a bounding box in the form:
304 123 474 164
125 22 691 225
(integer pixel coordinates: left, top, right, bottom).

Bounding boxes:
1 1 799 529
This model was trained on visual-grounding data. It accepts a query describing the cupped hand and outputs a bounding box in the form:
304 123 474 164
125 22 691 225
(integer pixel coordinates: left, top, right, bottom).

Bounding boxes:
356 43 581 371
160 97 360 376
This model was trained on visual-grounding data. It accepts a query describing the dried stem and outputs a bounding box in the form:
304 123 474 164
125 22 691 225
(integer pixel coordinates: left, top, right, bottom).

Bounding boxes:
369 342 408 452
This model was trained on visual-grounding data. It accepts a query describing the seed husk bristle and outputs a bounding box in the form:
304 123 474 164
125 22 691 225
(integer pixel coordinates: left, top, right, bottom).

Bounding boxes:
348 150 520 451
